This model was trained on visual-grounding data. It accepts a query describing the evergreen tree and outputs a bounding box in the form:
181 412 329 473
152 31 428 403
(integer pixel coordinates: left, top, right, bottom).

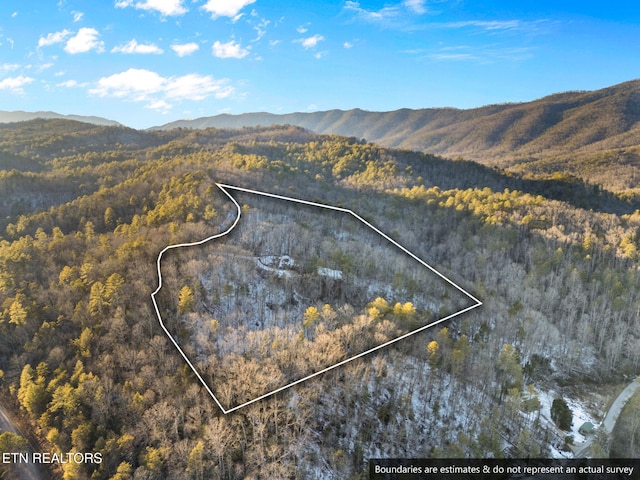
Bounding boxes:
551 398 572 431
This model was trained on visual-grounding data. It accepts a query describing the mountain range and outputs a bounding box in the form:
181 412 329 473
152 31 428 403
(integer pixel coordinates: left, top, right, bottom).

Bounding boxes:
0 110 121 127
154 79 640 184
5 79 640 193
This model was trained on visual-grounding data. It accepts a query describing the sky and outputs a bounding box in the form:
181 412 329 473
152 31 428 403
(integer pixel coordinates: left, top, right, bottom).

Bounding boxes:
0 0 639 129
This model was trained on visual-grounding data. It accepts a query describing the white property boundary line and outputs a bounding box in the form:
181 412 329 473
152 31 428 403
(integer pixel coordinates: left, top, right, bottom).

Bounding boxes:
151 183 483 414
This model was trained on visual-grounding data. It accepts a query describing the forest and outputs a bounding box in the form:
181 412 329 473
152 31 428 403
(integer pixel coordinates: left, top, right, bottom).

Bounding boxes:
1 119 640 478
155 185 475 411
157 79 640 201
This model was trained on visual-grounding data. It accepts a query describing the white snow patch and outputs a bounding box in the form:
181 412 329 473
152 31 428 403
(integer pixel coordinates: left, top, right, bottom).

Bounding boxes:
537 389 599 457
317 266 343 279
566 396 598 441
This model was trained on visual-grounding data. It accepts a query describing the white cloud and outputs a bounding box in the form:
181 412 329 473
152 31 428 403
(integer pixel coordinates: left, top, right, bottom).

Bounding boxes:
212 40 250 59
65 28 104 54
56 79 89 87
38 29 72 47
344 0 428 23
344 1 401 21
115 0 187 16
171 42 199 57
89 68 234 110
165 74 233 100
425 19 555 40
90 68 165 100
403 0 426 14
0 75 34 94
201 0 256 19
429 52 476 61
57 79 78 87
314 51 327 59
72 11 84 22
343 41 353 48
11 12 18 18
424 45 535 63
297 34 324 49
2 63 20 71
252 18 270 41
440 20 523 31
296 25 308 34
146 99 172 112
111 39 164 54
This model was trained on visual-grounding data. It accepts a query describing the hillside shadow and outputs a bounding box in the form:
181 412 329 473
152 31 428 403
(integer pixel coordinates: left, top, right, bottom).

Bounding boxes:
402 151 637 215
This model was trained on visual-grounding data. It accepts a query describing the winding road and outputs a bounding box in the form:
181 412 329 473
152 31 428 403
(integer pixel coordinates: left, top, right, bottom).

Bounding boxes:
573 378 640 458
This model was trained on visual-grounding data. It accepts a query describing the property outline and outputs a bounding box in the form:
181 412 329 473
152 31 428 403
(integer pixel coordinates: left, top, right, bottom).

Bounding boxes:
151 183 483 414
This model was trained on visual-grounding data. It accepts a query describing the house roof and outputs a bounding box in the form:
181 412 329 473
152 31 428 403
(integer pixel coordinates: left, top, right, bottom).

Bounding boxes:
579 422 595 432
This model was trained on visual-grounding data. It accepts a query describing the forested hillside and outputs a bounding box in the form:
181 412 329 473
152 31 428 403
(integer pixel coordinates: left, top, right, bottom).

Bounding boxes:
156 79 640 197
1 119 640 478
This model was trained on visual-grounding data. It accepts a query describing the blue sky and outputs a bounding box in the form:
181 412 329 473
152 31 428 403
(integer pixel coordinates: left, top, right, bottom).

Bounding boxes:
0 0 639 129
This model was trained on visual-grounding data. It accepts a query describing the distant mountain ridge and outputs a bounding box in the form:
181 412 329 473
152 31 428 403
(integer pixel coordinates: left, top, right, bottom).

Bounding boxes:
0 110 121 127
153 79 640 167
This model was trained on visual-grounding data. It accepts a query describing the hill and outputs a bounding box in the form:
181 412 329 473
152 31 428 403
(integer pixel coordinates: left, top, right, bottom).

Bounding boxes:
0 110 121 127
1 120 639 478
154 79 640 191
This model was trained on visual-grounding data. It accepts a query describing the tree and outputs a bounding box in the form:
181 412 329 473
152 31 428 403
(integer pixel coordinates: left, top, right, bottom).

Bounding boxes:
73 327 93 358
8 298 28 325
0 432 28 453
140 446 163 474
203 205 217 221
551 398 572 431
321 304 336 324
89 281 107 316
178 285 195 314
427 340 440 368
187 441 207 480
105 273 125 305
392 302 417 328
498 344 523 396
516 428 541 457
71 421 94 451
368 297 390 318
104 207 117 229
110 462 133 480
18 364 48 416
303 306 320 329
0 432 29 477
